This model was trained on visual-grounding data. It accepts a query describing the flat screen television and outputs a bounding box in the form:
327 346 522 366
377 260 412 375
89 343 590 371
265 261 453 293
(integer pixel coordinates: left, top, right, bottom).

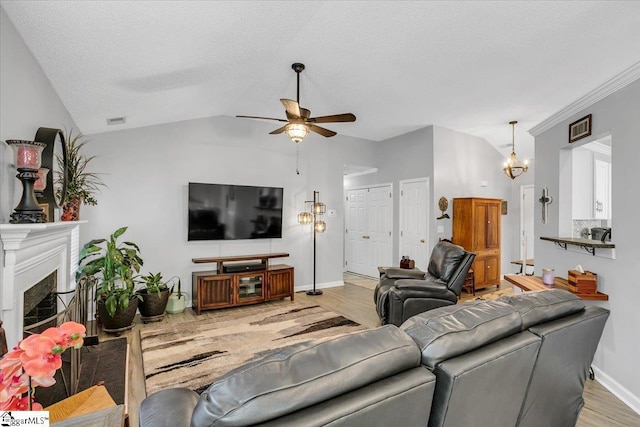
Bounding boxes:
188 182 283 241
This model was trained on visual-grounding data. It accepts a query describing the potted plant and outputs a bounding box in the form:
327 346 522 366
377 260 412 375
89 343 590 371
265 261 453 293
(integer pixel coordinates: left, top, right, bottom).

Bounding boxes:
137 272 177 322
76 226 143 333
57 129 105 221
166 276 187 314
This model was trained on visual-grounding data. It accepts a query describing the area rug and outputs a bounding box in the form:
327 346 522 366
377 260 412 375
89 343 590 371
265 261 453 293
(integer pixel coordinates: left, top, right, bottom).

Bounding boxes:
140 302 365 395
473 287 514 301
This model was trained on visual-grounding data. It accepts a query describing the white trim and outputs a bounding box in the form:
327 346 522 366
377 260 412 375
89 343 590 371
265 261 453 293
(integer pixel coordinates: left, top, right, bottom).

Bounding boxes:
295 280 344 292
529 61 640 137
344 181 393 192
0 221 85 348
591 365 640 416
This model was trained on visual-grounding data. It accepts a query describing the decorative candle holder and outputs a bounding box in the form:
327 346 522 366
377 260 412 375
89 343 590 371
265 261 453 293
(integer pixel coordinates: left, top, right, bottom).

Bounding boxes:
34 167 50 192
6 140 47 223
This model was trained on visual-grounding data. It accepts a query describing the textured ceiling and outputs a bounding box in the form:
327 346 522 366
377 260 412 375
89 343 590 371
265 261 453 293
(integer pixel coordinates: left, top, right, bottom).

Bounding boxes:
3 1 640 159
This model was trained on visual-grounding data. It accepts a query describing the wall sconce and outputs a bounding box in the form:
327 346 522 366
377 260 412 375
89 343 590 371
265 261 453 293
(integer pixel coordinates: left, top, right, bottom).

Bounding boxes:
298 191 326 296
6 140 47 223
437 196 450 220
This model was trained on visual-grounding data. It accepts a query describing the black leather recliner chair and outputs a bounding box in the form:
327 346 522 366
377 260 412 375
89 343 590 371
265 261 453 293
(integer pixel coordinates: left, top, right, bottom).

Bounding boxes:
374 241 475 326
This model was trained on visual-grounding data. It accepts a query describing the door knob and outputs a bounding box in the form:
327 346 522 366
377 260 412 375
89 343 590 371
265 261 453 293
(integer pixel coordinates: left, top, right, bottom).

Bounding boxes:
420 239 425 243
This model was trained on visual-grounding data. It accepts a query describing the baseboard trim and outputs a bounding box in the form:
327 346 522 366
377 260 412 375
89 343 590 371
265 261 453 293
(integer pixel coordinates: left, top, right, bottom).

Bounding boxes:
295 281 344 292
592 365 640 416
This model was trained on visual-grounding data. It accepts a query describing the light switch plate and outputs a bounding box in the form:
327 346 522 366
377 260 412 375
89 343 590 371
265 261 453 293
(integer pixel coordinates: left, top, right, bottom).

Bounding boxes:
328 209 337 217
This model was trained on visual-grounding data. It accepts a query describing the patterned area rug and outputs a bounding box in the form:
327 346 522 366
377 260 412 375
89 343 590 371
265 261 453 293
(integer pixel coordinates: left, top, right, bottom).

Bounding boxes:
140 302 365 395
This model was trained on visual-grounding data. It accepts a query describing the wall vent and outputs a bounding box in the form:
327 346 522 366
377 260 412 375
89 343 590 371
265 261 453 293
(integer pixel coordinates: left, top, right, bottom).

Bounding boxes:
106 116 126 125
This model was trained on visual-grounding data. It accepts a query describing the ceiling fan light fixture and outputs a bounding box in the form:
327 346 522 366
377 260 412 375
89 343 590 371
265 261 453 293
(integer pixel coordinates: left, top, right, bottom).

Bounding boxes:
503 120 529 180
285 123 308 143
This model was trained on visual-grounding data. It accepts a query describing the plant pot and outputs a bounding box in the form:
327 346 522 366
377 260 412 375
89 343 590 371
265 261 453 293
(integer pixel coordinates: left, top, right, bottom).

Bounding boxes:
61 197 81 221
96 297 138 334
166 292 188 314
138 289 170 323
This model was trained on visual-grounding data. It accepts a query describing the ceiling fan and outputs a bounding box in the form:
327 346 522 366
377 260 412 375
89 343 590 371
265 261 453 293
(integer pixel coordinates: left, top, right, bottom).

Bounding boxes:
236 63 356 143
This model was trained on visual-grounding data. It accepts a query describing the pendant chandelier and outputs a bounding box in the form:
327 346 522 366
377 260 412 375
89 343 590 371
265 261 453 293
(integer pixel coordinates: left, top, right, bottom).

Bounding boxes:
503 120 528 180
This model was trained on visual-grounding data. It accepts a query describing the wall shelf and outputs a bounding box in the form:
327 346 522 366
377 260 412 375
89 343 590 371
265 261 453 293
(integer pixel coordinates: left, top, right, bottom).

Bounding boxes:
540 236 614 256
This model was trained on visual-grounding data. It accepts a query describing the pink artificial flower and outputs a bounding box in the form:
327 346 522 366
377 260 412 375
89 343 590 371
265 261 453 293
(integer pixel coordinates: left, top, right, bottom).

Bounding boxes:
0 321 85 409
59 321 86 348
19 334 62 379
0 394 43 411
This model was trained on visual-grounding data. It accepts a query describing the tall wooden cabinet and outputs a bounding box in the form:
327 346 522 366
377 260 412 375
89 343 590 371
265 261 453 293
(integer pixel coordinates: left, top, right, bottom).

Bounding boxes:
452 198 502 290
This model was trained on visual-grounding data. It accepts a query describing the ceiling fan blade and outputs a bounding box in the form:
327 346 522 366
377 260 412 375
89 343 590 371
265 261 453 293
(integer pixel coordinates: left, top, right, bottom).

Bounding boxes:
308 113 356 124
300 107 311 119
269 125 289 135
308 124 337 138
236 115 287 122
280 99 301 118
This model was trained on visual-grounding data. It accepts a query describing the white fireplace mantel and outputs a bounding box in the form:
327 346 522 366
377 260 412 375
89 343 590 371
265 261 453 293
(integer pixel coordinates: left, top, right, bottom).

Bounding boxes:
1 221 85 348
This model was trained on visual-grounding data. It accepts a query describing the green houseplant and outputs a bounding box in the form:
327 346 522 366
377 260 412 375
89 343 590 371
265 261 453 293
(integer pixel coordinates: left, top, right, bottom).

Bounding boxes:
166 276 186 314
76 226 143 332
57 129 105 221
137 272 178 322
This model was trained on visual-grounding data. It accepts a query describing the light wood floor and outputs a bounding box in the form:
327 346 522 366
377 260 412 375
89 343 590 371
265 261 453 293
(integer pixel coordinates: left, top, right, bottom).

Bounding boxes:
105 273 640 427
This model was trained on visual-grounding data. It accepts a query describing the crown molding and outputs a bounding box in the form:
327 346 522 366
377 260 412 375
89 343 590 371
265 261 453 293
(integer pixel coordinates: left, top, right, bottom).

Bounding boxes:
529 61 640 137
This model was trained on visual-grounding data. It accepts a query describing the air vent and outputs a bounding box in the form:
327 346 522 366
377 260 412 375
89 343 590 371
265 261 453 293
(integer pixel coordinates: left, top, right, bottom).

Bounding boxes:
106 116 126 125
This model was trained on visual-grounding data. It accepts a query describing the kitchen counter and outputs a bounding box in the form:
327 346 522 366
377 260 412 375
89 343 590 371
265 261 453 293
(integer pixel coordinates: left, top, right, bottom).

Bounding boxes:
540 236 614 256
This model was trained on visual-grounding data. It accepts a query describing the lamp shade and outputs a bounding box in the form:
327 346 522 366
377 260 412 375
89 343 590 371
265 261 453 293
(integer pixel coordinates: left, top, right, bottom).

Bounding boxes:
286 123 309 144
315 220 326 233
6 140 46 169
298 211 313 224
313 202 326 215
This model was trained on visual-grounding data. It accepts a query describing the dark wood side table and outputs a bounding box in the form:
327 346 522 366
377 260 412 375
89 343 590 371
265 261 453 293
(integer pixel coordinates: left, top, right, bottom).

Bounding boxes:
462 268 475 295
504 275 608 301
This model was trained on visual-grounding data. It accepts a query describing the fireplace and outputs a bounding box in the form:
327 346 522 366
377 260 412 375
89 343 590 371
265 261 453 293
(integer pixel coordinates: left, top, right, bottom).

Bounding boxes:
23 271 57 336
0 222 84 349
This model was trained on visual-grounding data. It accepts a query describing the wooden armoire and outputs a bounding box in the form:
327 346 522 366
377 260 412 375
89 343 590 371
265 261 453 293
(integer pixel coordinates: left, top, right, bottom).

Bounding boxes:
452 197 502 290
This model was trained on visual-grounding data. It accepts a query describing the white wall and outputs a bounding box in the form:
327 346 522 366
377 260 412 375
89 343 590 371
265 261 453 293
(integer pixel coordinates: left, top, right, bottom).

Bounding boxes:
534 78 640 412
80 115 375 295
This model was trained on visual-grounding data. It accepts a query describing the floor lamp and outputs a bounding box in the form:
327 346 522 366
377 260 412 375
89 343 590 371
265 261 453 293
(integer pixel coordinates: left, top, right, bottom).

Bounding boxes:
298 191 326 296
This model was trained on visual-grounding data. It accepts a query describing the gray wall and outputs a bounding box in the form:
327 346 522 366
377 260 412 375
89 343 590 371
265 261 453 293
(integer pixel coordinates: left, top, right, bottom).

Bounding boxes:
534 78 640 411
0 7 76 222
345 124 519 275
78 115 375 293
0 7 76 317
345 126 433 262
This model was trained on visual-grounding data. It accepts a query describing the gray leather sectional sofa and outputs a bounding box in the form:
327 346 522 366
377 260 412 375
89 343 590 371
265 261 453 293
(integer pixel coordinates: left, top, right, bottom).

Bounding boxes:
139 289 609 427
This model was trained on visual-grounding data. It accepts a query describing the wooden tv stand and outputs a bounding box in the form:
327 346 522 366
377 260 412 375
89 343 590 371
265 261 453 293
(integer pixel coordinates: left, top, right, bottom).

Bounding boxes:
191 253 294 314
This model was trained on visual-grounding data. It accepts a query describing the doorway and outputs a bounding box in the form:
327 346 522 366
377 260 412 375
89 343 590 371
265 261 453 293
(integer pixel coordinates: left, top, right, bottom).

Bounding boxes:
345 184 393 277
520 185 535 275
399 178 429 271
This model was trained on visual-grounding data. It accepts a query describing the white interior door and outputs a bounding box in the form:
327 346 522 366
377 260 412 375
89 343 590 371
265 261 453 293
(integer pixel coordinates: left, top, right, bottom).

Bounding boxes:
345 185 392 277
399 178 429 270
520 185 535 275
346 188 368 276
366 186 392 276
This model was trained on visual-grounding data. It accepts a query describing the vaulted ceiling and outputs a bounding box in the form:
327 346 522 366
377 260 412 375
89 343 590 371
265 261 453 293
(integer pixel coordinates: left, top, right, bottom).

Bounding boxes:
3 1 640 159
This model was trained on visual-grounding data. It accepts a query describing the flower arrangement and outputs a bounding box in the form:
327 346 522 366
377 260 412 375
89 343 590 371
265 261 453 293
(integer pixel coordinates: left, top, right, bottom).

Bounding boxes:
0 321 86 411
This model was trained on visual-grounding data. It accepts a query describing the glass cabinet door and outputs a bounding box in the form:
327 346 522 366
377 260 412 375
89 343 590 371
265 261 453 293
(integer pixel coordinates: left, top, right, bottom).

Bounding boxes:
237 274 264 302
